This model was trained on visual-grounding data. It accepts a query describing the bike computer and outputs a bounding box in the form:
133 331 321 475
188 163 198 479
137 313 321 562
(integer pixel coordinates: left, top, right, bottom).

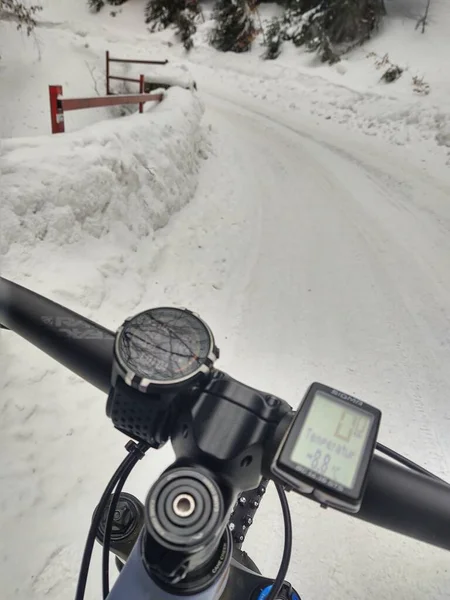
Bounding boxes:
271 382 381 513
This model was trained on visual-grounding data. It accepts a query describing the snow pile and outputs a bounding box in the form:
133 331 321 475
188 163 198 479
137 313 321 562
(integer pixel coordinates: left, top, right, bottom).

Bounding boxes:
110 61 196 93
0 87 204 258
192 58 450 156
107 61 197 118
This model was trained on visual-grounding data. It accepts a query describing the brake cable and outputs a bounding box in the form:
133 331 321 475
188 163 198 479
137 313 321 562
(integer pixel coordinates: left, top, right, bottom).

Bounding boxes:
264 444 447 600
265 483 293 600
74 440 149 600
265 444 448 600
75 440 444 600
376 442 448 484
101 449 146 599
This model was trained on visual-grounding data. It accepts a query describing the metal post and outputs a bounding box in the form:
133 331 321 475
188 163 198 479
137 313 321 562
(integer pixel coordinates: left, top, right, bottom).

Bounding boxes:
139 74 144 114
106 50 110 95
49 85 65 134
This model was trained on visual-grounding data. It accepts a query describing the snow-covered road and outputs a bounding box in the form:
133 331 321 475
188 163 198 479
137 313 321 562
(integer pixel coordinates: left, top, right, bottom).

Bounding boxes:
2 69 450 600
198 90 450 600
205 87 450 467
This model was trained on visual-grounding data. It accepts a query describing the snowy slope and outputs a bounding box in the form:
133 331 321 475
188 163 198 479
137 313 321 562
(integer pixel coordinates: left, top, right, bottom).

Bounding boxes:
188 0 450 164
0 0 191 137
2 1 450 600
0 101 261 600
0 21 111 137
0 88 203 255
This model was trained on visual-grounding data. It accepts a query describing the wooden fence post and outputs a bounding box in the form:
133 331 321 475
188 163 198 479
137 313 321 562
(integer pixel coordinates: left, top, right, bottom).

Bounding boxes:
49 85 65 134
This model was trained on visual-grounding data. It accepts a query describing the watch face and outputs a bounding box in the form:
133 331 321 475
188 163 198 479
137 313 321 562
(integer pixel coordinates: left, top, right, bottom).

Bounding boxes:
116 307 214 385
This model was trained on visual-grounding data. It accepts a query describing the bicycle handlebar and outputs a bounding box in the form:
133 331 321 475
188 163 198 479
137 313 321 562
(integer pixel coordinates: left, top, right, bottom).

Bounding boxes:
0 277 114 393
1 276 450 551
357 453 450 549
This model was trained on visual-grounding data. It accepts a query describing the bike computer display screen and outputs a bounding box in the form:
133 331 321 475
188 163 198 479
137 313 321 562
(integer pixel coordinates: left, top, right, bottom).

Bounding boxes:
272 383 381 512
289 391 373 489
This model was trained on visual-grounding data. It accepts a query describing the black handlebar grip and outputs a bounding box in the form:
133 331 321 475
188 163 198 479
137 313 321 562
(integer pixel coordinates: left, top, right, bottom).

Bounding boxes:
357 454 450 551
0 277 114 393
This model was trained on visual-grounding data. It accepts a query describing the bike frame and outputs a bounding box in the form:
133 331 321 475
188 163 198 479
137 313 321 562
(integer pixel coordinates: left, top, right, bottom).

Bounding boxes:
107 532 280 600
107 531 230 600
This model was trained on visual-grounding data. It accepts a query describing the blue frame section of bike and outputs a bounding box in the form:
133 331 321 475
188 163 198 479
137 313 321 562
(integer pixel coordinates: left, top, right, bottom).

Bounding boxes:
107 533 231 600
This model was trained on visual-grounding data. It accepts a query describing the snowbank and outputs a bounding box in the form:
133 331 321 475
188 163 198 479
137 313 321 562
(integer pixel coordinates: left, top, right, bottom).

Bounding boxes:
0 87 204 257
110 61 197 93
107 61 197 118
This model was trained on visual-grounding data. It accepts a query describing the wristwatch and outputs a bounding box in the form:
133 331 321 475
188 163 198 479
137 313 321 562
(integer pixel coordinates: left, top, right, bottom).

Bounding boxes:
106 307 220 447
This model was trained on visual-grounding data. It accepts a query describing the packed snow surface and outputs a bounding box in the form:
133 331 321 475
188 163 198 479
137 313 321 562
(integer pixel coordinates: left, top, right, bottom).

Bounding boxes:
0 88 204 255
1 1 450 599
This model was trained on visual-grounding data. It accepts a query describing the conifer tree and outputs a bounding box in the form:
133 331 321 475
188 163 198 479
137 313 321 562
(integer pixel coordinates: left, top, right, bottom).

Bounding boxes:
144 0 186 29
0 0 42 34
209 0 257 53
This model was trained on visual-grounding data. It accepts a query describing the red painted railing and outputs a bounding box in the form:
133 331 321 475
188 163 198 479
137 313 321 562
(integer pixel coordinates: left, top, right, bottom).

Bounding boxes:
48 85 164 134
106 51 168 95
49 51 170 134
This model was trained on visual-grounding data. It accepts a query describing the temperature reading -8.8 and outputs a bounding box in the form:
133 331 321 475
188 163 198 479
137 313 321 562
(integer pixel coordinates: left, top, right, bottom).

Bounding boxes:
290 391 373 489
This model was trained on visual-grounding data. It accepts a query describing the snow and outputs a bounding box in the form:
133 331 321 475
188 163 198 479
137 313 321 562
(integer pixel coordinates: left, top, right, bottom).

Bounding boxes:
109 61 197 91
0 23 109 137
0 87 204 256
188 1 450 163
2 1 450 599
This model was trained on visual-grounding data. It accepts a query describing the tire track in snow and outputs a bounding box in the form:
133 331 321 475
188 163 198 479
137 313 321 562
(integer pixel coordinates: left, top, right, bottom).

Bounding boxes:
202 90 450 600
204 88 450 477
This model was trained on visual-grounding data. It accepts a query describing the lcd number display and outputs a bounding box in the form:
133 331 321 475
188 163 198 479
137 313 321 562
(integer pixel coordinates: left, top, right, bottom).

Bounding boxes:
290 392 373 489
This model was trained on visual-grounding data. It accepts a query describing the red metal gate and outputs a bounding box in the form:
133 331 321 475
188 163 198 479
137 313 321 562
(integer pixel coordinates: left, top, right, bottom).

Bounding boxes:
49 51 170 134
48 85 164 134
105 51 168 95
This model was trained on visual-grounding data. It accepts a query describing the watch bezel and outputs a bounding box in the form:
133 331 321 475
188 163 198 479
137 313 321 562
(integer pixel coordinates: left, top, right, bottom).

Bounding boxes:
113 307 218 392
